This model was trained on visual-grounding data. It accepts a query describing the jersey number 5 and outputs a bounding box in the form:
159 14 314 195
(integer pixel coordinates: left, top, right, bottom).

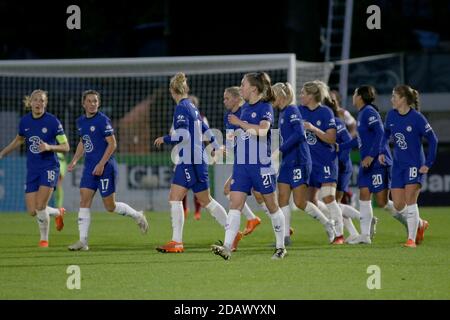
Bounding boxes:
184 169 191 181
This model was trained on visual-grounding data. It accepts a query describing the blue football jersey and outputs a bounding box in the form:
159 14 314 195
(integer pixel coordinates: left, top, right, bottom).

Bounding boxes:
77 111 115 170
223 106 243 155
234 100 274 166
335 117 352 166
18 112 65 171
164 98 207 164
279 105 311 167
224 107 243 130
356 104 392 168
298 105 337 166
383 108 438 168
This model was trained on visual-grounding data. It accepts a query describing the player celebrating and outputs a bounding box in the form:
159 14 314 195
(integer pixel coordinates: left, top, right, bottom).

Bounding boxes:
0 89 68 247
322 92 361 242
299 81 344 244
272 82 335 245
211 72 287 260
68 90 148 251
379 85 437 247
340 85 401 244
154 72 229 253
222 86 261 241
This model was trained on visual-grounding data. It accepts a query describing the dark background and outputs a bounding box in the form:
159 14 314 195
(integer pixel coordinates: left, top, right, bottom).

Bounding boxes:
1 0 449 61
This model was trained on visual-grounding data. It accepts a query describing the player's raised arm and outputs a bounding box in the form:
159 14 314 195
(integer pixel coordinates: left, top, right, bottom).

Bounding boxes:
0 135 25 160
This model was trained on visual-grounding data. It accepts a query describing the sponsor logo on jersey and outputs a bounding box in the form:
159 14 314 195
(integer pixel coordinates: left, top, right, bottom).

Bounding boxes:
42 127 47 133
306 131 317 145
29 136 42 154
406 126 412 132
82 134 94 153
394 132 408 150
251 112 257 118
90 126 95 132
316 120 321 126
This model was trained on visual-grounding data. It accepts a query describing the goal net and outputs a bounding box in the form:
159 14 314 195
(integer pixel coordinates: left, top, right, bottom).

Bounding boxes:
0 53 337 213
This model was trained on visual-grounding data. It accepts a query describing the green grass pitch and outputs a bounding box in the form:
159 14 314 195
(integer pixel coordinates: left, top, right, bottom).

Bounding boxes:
0 207 449 299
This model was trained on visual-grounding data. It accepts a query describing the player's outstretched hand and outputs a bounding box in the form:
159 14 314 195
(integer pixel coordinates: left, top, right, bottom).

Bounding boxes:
154 137 164 148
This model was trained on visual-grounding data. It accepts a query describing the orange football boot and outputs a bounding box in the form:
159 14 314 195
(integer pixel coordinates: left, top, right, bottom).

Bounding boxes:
55 208 65 231
332 235 345 245
156 241 184 253
404 239 416 248
243 217 261 236
39 240 49 248
231 231 243 252
416 220 429 245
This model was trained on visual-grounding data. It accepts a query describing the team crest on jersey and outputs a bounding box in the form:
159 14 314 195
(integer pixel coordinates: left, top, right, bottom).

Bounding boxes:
251 112 257 118
41 127 47 133
280 118 284 124
406 126 412 132
90 126 96 132
316 120 321 126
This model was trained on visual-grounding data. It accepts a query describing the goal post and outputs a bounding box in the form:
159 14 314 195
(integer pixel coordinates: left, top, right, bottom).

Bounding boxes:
1 53 318 213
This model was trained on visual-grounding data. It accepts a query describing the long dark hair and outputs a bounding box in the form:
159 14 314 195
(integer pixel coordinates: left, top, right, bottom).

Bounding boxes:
355 85 379 111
